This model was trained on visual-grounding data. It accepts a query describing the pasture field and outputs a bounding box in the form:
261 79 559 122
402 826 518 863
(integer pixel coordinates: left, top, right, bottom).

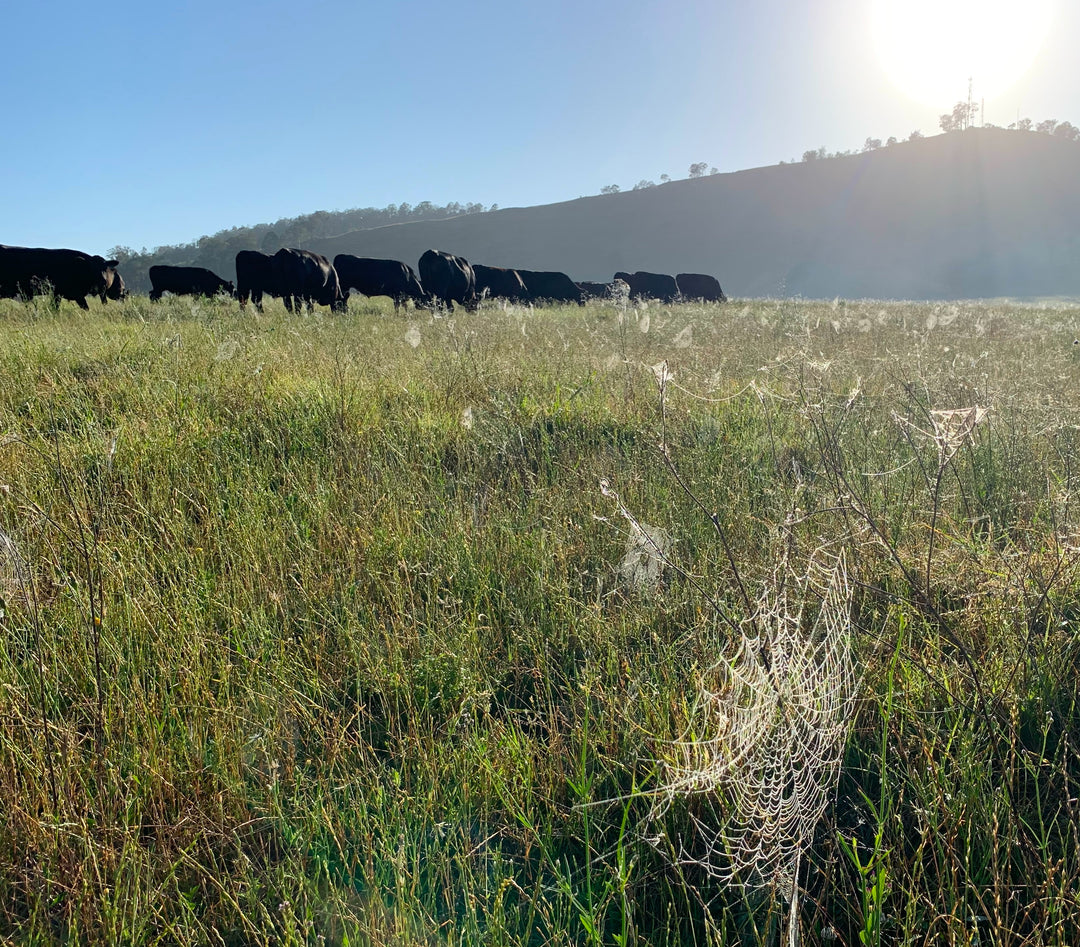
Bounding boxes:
0 292 1077 946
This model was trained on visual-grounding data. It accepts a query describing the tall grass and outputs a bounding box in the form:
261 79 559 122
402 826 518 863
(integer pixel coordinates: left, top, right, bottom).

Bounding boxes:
0 292 1077 944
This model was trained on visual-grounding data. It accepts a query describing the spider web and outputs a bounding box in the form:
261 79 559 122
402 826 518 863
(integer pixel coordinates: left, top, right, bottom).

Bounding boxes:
647 550 855 942
0 528 30 599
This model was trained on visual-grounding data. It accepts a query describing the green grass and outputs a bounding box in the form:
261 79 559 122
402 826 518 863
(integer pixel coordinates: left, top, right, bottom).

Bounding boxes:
0 292 1077 945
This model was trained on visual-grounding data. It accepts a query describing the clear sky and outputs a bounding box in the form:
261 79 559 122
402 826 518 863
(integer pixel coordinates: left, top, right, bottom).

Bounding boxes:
3 0 1077 258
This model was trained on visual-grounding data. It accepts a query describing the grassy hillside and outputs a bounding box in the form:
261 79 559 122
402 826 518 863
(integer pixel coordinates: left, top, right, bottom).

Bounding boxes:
110 201 493 297
0 292 1078 945
308 129 1080 301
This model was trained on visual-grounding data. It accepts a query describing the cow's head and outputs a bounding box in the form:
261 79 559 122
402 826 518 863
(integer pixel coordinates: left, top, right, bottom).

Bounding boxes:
105 271 126 300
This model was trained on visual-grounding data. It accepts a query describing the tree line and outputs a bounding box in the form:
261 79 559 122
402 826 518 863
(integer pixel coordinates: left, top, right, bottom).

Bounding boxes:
797 110 1079 165
938 99 1079 139
599 112 1079 190
598 163 722 196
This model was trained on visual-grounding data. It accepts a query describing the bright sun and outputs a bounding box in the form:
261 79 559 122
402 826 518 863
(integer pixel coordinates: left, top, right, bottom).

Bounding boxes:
870 0 1054 110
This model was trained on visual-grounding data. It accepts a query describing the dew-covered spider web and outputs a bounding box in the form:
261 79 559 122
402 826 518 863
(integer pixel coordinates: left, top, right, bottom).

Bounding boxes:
647 550 855 946
0 528 30 599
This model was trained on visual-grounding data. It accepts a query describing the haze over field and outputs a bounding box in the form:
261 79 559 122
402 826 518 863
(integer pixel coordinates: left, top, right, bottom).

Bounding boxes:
4 0 1079 262
114 129 1080 302
305 129 1080 300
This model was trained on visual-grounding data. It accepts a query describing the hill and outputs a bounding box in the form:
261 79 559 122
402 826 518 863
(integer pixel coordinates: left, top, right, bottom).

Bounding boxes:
110 200 493 295
308 129 1080 300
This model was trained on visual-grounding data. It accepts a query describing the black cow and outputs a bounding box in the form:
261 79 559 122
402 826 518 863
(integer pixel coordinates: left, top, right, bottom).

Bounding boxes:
676 273 726 302
236 250 277 311
150 265 234 300
104 269 126 301
273 248 344 313
236 249 344 313
473 264 529 303
0 245 120 310
576 281 614 300
418 249 476 311
516 269 585 305
614 271 680 304
334 255 426 310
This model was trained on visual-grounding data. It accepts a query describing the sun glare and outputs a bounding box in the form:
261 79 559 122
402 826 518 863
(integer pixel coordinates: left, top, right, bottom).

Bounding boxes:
871 0 1054 110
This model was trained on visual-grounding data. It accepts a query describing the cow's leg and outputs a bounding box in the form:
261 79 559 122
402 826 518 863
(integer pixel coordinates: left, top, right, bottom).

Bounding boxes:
75 296 90 311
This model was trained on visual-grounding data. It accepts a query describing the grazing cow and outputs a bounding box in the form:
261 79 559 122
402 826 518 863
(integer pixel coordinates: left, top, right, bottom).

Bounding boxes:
334 255 426 310
676 272 726 302
149 265 234 300
104 268 126 301
0 245 120 310
273 248 345 313
418 249 476 311
576 281 614 300
236 250 278 311
614 270 680 304
472 264 529 303
516 269 585 305
236 248 344 313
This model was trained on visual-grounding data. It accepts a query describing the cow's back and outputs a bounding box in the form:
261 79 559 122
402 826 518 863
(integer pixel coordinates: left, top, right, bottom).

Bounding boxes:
517 269 585 305
419 249 476 309
676 272 726 302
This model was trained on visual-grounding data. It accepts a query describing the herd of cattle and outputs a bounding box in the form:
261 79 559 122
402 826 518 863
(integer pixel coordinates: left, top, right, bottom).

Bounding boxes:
0 244 727 312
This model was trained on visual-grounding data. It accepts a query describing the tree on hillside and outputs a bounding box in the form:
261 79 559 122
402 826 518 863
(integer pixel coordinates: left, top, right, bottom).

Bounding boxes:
1036 119 1058 135
802 148 827 162
633 180 656 190
907 130 924 141
600 184 621 195
940 101 978 132
1053 122 1080 141
660 174 671 184
863 137 882 151
688 162 708 178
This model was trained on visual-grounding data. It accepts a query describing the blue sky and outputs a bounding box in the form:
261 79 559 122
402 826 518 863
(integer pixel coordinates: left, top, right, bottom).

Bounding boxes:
3 0 1077 257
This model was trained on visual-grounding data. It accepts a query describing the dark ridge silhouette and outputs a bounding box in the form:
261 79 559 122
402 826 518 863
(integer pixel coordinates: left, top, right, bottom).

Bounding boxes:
308 129 1080 300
